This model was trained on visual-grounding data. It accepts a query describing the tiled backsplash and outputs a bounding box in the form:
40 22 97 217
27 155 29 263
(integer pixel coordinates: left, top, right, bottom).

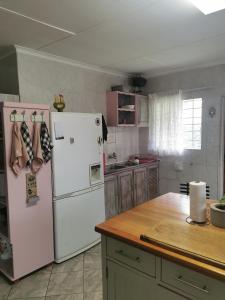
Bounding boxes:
104 127 139 164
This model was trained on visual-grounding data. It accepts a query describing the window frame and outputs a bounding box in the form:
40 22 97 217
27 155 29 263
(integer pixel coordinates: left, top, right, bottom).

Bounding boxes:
182 98 203 151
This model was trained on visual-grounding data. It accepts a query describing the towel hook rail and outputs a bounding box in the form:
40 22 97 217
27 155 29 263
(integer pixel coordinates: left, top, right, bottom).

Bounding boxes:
32 111 37 122
11 110 17 122
41 111 44 123
22 110 26 122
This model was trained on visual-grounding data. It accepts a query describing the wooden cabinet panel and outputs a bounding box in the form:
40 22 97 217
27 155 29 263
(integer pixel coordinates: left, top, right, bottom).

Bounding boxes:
118 171 133 213
147 165 159 200
104 163 159 217
104 175 118 219
137 95 149 127
133 167 148 206
107 260 157 300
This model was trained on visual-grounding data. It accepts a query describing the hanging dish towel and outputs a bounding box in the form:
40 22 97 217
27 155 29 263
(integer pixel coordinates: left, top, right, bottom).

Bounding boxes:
32 123 43 173
21 121 34 166
40 122 53 163
10 122 30 175
102 115 108 142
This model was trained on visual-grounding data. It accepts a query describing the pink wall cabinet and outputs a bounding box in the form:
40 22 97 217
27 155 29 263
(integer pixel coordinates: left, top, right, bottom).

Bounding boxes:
136 95 149 127
0 101 54 281
106 91 137 127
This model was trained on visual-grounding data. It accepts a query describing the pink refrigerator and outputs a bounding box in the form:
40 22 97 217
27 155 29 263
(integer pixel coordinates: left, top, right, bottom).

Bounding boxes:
0 101 54 281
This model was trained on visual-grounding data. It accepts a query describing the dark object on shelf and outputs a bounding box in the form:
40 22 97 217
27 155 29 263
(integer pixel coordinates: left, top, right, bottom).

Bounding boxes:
130 75 147 93
102 115 108 142
111 85 123 92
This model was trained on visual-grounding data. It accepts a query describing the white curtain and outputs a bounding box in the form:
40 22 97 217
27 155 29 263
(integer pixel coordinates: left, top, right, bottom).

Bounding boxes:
148 91 184 156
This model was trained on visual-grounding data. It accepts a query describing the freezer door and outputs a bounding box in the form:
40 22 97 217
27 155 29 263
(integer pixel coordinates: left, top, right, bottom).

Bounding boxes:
51 112 104 197
54 185 105 262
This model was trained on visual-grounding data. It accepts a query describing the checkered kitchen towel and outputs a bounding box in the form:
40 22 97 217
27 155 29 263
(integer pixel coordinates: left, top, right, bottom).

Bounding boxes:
40 122 53 163
20 121 34 166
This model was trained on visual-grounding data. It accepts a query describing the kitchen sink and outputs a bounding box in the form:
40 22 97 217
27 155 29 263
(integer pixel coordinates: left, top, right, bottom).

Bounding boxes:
106 161 138 174
109 164 126 170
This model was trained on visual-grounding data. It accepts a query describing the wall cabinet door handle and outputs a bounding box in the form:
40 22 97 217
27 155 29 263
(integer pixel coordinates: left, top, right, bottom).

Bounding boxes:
115 249 141 263
176 275 209 294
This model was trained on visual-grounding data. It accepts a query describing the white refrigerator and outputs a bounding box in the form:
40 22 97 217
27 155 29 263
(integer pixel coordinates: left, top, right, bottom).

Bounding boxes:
51 112 105 263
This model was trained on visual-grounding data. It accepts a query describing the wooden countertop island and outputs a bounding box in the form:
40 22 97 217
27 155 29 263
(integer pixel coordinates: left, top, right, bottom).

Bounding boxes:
96 193 225 300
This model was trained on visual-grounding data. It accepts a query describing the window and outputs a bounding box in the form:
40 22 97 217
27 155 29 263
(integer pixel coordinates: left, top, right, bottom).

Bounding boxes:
183 98 202 150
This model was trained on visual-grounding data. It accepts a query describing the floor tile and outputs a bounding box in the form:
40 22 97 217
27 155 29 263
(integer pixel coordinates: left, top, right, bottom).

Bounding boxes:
86 243 101 255
8 272 50 299
0 274 12 298
46 271 83 296
84 269 102 294
84 292 103 300
84 252 102 270
46 294 83 300
52 254 83 274
39 264 53 274
10 298 45 300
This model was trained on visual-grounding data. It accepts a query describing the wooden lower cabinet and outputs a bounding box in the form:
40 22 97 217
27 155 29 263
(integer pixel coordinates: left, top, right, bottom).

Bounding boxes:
104 175 118 219
133 167 148 206
104 163 159 219
107 260 157 300
147 165 159 199
118 171 133 213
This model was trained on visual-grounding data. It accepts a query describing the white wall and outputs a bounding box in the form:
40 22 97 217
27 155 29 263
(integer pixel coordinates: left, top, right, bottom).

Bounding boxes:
145 64 225 199
16 49 139 162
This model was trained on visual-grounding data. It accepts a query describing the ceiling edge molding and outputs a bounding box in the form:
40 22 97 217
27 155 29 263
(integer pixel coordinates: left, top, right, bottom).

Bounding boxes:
144 59 225 79
15 45 127 78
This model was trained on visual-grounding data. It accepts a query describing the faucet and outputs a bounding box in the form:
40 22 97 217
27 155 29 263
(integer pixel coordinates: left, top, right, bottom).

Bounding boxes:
108 152 117 159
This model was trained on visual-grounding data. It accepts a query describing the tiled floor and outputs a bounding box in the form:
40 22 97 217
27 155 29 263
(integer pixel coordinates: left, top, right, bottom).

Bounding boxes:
0 243 102 300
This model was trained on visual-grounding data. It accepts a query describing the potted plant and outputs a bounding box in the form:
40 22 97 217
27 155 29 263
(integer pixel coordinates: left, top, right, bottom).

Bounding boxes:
210 196 225 228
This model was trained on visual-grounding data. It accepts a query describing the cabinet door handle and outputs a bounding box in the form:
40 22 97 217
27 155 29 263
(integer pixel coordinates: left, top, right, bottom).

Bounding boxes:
176 275 209 294
115 249 141 263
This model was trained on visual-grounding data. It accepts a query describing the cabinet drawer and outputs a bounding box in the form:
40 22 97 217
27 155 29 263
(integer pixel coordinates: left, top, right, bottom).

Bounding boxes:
107 238 156 277
161 259 225 300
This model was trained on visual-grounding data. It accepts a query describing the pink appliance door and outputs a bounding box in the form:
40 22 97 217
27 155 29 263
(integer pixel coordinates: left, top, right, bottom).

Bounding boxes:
3 104 54 280
51 112 104 197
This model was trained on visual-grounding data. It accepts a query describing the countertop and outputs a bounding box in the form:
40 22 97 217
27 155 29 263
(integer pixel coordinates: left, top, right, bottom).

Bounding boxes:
95 193 225 281
104 160 159 176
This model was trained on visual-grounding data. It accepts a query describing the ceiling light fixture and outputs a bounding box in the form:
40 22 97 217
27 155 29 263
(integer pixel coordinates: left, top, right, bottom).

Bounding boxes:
189 0 225 15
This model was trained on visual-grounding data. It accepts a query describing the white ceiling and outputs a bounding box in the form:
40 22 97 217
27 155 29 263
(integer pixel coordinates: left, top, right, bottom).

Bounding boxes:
1 0 225 76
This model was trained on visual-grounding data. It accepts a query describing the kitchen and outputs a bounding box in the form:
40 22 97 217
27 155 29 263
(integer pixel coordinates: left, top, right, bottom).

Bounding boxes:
0 0 225 299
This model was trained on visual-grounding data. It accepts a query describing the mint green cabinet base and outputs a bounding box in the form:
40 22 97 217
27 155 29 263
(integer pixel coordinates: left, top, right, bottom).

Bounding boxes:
102 236 225 300
108 260 157 300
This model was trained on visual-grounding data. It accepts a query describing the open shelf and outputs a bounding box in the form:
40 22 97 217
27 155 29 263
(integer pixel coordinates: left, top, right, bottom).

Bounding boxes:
118 108 135 112
0 197 6 206
0 200 8 236
107 91 137 127
0 258 13 280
